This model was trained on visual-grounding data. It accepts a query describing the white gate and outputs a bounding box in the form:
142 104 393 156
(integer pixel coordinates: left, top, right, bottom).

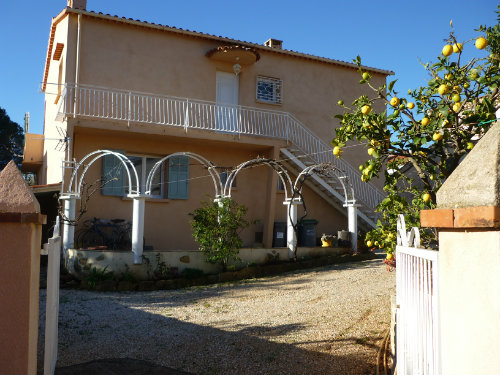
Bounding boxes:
396 215 440 375
41 217 62 375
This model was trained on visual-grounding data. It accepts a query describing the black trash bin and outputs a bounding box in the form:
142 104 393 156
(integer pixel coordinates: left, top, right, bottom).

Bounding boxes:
272 222 287 247
298 219 318 246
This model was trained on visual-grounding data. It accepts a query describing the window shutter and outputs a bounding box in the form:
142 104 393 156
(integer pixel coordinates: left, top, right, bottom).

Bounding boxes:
168 155 189 199
102 151 125 196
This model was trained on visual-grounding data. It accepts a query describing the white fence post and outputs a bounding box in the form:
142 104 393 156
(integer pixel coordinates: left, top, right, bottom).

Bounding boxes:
43 217 62 375
396 214 440 375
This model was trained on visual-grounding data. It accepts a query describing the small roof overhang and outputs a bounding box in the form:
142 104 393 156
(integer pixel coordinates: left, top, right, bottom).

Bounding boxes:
206 45 260 65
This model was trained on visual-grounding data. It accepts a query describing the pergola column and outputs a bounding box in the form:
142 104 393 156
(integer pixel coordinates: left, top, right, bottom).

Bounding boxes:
284 198 302 259
344 202 360 252
130 195 146 264
60 194 79 255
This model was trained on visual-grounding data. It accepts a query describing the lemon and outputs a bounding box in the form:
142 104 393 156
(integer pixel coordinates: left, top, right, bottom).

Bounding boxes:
442 44 453 57
390 97 400 107
367 147 375 156
421 117 430 126
407 102 415 109
433 132 443 141
333 146 342 156
422 193 431 203
467 142 474 150
438 84 450 95
475 37 488 50
386 253 394 261
337 100 344 106
452 93 461 103
453 43 463 53
366 240 373 247
362 72 370 80
361 105 371 115
453 102 461 112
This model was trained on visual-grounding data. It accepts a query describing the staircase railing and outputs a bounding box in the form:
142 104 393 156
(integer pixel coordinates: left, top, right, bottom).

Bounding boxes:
58 83 385 211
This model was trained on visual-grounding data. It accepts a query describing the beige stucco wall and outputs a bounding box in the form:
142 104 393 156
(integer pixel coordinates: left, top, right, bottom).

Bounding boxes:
438 230 500 375
71 126 346 250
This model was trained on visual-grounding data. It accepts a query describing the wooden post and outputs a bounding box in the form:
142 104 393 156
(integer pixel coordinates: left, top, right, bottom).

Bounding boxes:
0 161 46 374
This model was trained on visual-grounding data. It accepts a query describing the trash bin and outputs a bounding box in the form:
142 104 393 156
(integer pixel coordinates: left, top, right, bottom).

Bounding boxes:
298 219 318 246
272 222 287 247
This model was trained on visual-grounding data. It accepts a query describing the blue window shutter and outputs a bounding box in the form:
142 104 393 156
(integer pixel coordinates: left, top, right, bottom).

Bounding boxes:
168 155 189 199
102 151 125 196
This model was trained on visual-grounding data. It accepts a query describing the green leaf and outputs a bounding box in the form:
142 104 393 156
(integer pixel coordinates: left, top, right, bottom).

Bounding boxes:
388 80 398 92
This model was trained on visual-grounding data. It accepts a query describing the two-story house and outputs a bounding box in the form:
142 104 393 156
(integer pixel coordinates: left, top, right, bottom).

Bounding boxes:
28 0 392 259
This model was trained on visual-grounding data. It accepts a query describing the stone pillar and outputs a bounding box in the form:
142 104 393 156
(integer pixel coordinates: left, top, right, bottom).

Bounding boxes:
420 121 500 375
0 161 46 374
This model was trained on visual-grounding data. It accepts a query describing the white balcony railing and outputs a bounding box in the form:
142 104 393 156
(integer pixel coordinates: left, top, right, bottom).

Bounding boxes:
57 83 385 212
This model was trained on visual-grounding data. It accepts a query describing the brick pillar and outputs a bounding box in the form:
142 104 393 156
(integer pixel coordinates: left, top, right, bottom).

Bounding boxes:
420 122 500 375
0 161 46 375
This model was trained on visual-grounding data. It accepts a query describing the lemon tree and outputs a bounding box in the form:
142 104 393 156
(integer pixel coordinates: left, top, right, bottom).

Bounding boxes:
331 12 500 255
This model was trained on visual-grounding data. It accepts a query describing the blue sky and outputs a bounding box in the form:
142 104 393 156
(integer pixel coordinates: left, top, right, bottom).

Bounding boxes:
0 0 498 135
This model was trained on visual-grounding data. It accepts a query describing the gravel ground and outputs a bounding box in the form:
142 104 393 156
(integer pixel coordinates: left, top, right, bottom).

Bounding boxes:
38 257 395 375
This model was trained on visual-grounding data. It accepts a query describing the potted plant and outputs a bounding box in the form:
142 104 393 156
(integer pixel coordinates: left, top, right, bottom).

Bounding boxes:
321 233 336 247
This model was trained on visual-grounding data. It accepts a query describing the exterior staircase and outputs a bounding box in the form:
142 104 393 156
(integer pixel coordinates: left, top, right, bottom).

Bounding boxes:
280 147 382 230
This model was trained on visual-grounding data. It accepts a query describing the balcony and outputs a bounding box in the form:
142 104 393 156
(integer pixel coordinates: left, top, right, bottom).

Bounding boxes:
56 83 385 224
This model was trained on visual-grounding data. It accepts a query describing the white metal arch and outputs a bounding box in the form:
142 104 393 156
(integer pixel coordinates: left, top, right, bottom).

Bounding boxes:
223 158 293 199
293 163 355 206
145 152 222 197
66 149 140 196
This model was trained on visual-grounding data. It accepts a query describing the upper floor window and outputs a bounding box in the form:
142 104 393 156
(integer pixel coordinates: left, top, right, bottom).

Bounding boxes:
256 76 282 105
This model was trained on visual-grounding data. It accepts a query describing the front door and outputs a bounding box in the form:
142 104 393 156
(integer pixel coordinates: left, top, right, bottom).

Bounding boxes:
216 71 239 132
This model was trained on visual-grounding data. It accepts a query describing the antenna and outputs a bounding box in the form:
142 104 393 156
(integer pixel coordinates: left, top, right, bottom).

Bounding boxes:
24 112 30 133
31 126 72 162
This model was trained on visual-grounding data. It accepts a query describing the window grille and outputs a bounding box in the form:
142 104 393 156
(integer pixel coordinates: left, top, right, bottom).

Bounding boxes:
256 76 282 104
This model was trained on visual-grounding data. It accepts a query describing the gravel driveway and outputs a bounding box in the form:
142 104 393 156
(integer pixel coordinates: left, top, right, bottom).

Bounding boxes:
38 257 395 375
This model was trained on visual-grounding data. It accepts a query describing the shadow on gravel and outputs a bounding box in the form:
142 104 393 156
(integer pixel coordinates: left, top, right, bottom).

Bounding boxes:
41 305 380 375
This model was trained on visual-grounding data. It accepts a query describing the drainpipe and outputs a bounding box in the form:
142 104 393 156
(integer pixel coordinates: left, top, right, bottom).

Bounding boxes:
284 198 301 259
73 13 82 116
131 195 146 264
345 202 360 253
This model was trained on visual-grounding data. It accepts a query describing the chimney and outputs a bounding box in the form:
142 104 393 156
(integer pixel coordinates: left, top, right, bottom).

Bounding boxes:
67 0 87 10
264 38 283 49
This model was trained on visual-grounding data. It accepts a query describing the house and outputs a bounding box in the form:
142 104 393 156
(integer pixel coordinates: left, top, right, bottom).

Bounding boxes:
25 0 392 262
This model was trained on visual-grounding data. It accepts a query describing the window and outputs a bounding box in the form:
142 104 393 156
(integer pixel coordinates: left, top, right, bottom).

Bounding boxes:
256 76 282 104
167 155 190 199
128 156 164 198
101 152 165 198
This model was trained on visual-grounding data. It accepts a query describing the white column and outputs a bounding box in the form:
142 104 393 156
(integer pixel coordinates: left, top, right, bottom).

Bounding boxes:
284 199 301 259
345 203 359 253
131 195 146 264
60 194 78 256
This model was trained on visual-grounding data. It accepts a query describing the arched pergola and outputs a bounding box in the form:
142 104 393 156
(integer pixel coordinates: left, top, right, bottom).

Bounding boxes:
60 150 145 262
223 158 293 199
145 152 222 198
60 150 224 264
290 163 359 253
